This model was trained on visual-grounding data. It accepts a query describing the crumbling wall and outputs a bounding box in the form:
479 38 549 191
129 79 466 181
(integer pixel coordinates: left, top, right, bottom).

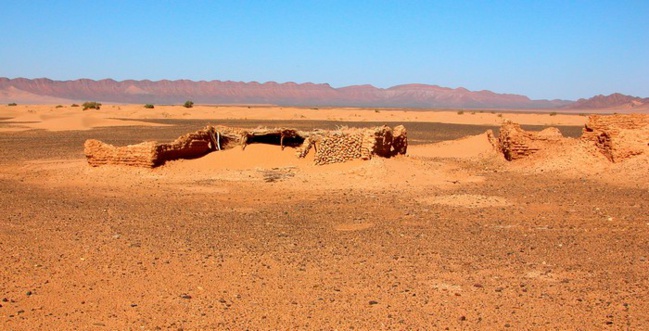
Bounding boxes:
85 126 219 168
581 114 649 162
84 139 158 167
155 127 214 164
392 125 408 155
364 125 393 158
498 121 564 161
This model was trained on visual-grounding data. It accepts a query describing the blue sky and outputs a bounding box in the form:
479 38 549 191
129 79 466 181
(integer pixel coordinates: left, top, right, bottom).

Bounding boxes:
1 1 647 100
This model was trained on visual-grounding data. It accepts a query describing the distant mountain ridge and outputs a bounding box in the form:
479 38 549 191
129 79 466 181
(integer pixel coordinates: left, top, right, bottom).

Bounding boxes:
0 77 573 109
566 93 649 110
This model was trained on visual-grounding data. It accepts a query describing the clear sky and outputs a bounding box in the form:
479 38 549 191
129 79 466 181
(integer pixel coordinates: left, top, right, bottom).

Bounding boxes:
1 1 647 100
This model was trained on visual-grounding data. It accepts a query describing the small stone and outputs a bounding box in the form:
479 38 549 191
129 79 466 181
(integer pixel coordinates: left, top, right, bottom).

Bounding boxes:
459 315 466 321
26 291 32 296
369 300 379 305
130 303 138 307
180 294 192 299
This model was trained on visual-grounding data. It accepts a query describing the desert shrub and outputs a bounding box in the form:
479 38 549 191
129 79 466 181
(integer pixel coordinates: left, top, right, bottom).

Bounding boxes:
144 104 155 109
497 114 503 118
55 105 63 108
71 104 79 107
82 101 101 110
457 110 464 115
549 112 557 116
183 100 194 108
374 109 380 113
7 102 17 106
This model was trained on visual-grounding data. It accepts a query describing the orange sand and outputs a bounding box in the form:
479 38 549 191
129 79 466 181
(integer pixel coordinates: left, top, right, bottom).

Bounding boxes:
0 104 587 133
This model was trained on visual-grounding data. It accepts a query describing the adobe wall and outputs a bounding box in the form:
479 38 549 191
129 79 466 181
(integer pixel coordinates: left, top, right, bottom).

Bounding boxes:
497 121 563 161
155 127 214 164
84 139 158 167
309 125 408 165
313 132 364 165
581 114 649 162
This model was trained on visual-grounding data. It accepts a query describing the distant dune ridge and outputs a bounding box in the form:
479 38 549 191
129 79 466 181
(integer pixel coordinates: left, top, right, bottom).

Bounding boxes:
0 77 646 110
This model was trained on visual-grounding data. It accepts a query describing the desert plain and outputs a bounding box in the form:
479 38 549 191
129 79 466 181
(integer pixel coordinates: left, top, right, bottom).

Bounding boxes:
1 104 648 330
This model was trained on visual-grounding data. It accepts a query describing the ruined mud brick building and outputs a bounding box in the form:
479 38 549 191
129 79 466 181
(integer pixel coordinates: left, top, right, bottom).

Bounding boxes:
495 114 649 162
84 125 408 168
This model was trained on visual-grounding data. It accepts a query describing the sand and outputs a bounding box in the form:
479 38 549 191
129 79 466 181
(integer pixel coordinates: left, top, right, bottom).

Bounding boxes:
0 104 587 133
1 104 648 330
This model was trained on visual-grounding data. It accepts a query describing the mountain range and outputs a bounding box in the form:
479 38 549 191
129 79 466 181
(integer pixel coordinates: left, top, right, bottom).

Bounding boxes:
0 77 647 110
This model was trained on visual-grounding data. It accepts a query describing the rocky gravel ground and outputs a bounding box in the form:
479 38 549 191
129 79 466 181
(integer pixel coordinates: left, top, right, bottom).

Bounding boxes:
1 122 647 330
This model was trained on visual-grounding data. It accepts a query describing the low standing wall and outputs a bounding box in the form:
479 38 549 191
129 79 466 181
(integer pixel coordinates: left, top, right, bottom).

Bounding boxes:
581 114 649 162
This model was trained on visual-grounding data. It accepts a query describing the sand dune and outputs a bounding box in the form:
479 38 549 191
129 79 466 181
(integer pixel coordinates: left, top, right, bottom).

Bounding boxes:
408 131 498 159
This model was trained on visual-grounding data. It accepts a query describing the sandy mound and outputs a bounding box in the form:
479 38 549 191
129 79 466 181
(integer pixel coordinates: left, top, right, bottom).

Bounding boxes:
161 144 314 171
408 131 498 159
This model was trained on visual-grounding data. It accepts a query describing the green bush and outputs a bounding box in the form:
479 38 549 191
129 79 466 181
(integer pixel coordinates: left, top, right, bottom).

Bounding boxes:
183 100 194 108
144 104 155 109
82 101 101 110
7 102 17 106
